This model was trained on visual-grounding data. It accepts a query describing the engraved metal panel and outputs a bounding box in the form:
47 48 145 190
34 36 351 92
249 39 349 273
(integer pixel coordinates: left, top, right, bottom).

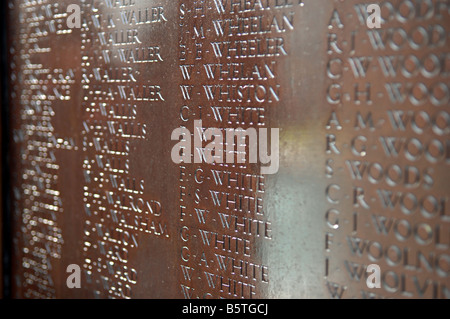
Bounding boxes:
6 0 450 298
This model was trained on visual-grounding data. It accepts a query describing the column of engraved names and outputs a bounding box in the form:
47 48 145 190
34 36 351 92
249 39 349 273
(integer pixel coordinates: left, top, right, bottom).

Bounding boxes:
325 0 450 299
198 0 279 299
177 0 303 299
177 0 234 299
9 0 77 298
177 0 202 299
200 0 265 299
80 0 168 298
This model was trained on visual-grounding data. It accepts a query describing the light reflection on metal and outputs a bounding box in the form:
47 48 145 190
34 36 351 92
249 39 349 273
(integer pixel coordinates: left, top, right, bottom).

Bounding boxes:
6 0 450 299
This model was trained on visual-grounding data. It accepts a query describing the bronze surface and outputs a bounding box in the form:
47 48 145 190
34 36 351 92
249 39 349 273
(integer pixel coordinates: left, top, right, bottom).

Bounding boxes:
6 0 450 298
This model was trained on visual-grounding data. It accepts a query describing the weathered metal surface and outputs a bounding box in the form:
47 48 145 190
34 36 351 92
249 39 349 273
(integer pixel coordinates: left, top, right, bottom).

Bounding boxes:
6 0 450 298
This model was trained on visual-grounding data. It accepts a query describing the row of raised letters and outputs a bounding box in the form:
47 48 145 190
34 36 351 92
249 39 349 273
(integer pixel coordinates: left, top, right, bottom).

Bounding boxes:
180 105 266 126
210 37 287 59
191 167 265 192
210 12 294 37
210 0 303 14
199 61 276 81
327 53 450 79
